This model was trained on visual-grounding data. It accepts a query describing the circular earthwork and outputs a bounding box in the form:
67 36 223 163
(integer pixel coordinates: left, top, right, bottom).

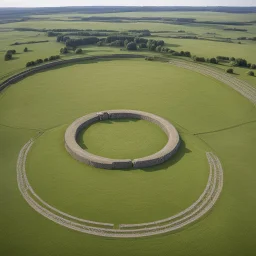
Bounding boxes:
65 110 180 169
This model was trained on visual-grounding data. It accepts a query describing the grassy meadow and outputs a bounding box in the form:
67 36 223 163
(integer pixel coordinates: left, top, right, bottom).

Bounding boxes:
0 9 256 256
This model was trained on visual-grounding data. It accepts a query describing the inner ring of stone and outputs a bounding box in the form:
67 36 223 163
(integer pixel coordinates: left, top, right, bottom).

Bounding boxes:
65 110 180 169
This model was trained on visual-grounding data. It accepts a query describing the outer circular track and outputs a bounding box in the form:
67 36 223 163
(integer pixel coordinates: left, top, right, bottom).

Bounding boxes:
17 138 224 238
65 110 180 169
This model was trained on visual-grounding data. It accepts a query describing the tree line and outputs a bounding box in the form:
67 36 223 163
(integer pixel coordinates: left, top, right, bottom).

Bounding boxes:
26 55 60 67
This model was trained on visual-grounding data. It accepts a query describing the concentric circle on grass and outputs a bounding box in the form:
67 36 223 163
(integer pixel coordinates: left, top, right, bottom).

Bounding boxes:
17 136 223 238
65 110 180 169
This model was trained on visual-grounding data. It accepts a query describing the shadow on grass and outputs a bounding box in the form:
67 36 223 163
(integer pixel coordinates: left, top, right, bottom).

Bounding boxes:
102 119 139 124
74 122 190 173
140 139 191 172
77 131 88 150
76 119 139 150
10 56 19 60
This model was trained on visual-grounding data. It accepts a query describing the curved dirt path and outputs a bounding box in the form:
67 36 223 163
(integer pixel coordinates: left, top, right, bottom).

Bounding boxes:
169 59 256 105
17 138 223 238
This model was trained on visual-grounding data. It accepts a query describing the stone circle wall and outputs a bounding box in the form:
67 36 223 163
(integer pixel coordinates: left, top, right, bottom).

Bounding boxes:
65 110 180 169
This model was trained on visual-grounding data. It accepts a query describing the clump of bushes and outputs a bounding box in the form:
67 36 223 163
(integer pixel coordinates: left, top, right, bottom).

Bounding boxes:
192 56 206 62
138 43 147 49
75 48 83 54
4 49 16 61
60 47 68 54
24 47 28 52
226 68 234 74
207 58 218 64
109 40 124 47
126 42 137 51
36 59 43 64
26 55 60 67
65 37 99 47
156 45 162 52
231 58 247 67
147 39 165 51
183 51 191 57
145 56 154 61
247 71 255 76
217 56 229 61
49 55 60 61
4 52 12 61
97 41 104 46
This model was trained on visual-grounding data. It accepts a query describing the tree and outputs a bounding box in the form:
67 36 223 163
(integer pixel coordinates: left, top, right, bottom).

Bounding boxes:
149 44 156 51
156 45 162 52
226 68 234 74
168 49 175 53
172 51 181 56
156 40 164 46
65 37 99 47
75 48 83 54
26 61 36 67
247 71 254 76
184 51 191 57
192 56 206 62
44 58 49 62
138 43 147 49
60 47 68 54
147 40 157 51
109 40 124 47
217 56 229 61
24 47 28 52
7 49 16 54
4 52 12 61
126 42 137 51
234 58 247 67
97 41 104 46
36 59 43 64
251 64 256 69
124 39 129 47
209 58 218 64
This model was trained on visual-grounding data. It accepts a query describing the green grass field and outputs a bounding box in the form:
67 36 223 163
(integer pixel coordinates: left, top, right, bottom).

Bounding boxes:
78 119 168 159
0 10 256 256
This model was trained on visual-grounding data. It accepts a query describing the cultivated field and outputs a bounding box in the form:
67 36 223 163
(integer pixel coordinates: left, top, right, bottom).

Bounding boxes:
0 7 256 256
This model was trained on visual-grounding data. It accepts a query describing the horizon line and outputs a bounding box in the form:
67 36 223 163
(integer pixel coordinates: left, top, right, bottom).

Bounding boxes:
0 5 255 8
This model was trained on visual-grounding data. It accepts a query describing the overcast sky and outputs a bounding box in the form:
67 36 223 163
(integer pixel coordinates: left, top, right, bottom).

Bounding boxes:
0 0 255 8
